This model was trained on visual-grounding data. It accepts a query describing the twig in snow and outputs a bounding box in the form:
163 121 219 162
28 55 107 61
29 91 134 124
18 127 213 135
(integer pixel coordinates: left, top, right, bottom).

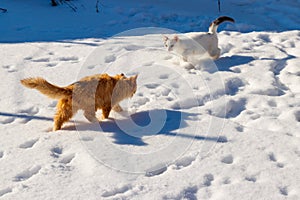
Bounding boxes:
63 0 77 12
96 0 105 13
0 8 7 13
96 0 100 13
51 0 58 6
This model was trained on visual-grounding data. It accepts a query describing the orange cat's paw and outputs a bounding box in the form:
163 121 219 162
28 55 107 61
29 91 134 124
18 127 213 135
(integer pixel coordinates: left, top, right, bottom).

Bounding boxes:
99 116 109 121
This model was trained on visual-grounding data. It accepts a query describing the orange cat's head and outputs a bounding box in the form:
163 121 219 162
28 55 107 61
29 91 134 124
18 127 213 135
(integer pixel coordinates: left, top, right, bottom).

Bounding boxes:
114 73 126 80
112 74 138 104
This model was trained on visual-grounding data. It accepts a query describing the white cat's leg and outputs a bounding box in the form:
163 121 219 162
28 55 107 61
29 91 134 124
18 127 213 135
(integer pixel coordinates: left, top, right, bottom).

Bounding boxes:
209 47 221 60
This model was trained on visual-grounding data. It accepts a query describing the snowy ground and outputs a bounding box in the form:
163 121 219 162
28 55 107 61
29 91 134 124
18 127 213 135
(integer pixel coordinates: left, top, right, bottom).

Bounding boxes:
0 0 300 200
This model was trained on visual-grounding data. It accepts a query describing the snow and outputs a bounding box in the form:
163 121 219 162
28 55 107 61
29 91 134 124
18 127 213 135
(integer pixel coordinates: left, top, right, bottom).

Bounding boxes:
0 0 300 199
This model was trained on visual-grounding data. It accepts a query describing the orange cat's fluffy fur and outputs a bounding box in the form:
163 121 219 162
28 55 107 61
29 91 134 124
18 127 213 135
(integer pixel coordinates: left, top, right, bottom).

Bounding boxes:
21 73 138 131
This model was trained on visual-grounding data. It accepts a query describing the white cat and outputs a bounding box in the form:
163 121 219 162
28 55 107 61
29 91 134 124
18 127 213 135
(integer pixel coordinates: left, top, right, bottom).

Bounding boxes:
163 16 235 61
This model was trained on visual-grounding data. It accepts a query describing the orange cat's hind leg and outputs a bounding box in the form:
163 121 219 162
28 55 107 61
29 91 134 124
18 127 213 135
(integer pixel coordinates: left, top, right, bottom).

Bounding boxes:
53 98 75 131
101 105 112 119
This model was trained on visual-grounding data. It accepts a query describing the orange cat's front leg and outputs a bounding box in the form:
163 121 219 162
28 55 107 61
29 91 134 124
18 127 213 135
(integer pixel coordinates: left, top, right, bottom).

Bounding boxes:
102 106 111 119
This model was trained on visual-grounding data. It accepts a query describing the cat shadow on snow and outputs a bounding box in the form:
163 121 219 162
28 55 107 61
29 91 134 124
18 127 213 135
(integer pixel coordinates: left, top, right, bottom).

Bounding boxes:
213 55 255 73
178 55 255 73
71 109 221 146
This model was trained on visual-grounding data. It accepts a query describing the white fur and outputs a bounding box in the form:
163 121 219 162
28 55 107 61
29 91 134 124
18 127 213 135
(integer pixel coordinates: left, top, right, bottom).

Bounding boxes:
163 16 234 64
163 32 220 62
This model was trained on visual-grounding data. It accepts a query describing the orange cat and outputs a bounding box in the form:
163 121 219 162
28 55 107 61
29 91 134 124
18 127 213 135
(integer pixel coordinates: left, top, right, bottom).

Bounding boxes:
21 73 138 131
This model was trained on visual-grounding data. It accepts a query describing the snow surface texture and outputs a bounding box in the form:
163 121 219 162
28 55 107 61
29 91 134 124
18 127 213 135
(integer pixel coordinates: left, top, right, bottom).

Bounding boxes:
0 0 300 200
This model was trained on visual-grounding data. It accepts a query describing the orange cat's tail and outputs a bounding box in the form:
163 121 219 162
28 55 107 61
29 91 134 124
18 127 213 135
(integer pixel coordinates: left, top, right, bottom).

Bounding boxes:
20 77 72 99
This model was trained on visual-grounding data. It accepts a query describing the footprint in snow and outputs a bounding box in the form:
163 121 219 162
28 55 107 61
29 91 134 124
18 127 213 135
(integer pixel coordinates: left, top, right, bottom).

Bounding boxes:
18 106 39 115
226 98 247 118
268 152 285 168
59 153 75 164
0 117 15 124
102 184 132 198
166 97 174 101
13 165 42 182
245 175 257 183
163 55 173 60
268 100 277 107
0 151 4 159
19 139 39 149
80 136 94 142
31 58 50 62
145 165 168 177
179 186 198 200
58 56 79 62
295 149 300 157
159 74 169 79
160 88 171 96
2 65 17 73
276 162 285 168
203 173 214 187
133 97 150 106
46 63 58 67
0 188 12 197
294 110 300 122
144 83 160 89
224 77 245 96
17 106 39 124
124 45 144 51
171 83 179 89
268 152 277 162
173 156 196 170
222 177 231 185
87 65 96 69
217 136 228 143
104 55 116 63
48 101 57 108
50 146 75 165
279 186 288 196
24 56 32 61
143 61 154 66
235 125 244 132
50 146 63 158
221 154 234 164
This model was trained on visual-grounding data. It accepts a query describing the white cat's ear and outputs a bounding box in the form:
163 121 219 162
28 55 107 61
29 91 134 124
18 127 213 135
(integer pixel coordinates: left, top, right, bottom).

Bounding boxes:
174 35 179 42
162 35 169 41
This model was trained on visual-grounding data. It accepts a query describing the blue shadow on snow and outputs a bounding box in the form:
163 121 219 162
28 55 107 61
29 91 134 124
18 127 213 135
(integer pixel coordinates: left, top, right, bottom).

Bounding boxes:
76 109 221 146
214 55 255 72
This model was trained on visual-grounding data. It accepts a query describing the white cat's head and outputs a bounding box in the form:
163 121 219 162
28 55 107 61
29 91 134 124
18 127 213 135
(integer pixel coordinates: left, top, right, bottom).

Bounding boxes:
163 35 179 51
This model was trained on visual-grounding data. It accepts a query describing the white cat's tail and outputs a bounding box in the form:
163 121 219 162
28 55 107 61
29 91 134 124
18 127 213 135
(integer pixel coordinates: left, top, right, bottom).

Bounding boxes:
208 16 235 34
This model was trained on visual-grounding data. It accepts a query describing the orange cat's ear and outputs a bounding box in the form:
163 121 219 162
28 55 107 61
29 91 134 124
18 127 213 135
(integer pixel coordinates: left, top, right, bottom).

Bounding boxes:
130 74 138 83
133 74 138 80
